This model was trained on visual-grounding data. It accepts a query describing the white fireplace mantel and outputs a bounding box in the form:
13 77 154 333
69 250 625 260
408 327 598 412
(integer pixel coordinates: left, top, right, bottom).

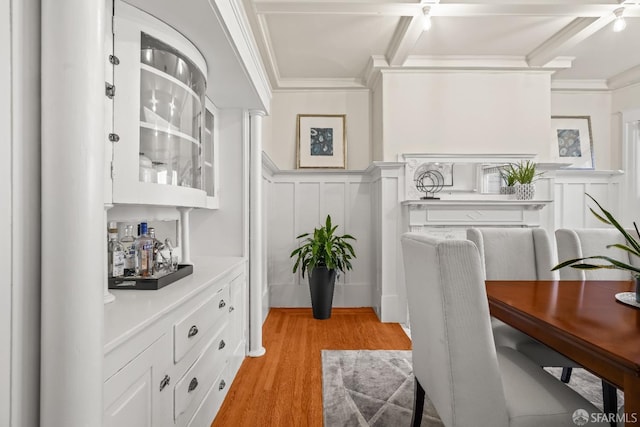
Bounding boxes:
403 198 553 234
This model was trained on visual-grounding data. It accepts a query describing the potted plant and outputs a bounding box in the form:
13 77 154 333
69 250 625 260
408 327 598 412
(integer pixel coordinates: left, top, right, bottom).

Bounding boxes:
290 215 356 319
552 193 640 302
506 160 543 200
499 164 517 195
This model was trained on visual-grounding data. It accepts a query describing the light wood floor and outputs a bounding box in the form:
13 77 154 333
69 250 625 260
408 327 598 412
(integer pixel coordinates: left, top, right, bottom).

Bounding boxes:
211 307 411 427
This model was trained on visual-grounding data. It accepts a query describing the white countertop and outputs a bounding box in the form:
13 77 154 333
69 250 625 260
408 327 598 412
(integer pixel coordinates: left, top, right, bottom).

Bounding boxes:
104 256 245 353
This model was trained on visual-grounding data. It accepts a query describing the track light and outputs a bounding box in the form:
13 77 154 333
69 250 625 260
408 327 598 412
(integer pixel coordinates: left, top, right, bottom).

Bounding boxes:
613 7 626 32
422 6 432 31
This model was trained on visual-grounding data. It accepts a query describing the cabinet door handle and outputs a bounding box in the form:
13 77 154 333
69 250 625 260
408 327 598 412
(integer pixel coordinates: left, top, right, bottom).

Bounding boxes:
218 340 226 350
218 300 226 309
188 325 199 338
218 379 226 391
229 306 234 313
159 374 170 392
188 377 198 393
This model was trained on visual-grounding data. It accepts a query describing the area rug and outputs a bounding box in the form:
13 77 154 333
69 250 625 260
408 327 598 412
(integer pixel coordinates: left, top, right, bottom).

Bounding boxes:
321 350 443 427
322 350 624 427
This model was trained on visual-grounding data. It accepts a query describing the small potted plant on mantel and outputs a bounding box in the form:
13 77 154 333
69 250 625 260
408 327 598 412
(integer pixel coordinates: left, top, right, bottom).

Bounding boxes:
290 215 356 320
553 193 640 303
502 160 543 200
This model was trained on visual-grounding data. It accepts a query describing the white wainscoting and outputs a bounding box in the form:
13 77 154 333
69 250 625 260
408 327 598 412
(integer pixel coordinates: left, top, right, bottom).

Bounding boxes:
263 155 375 308
263 154 624 323
554 170 623 229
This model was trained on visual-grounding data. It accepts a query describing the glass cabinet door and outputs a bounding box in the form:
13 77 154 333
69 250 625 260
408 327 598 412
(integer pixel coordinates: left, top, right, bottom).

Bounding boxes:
139 32 205 190
111 1 209 208
203 98 219 209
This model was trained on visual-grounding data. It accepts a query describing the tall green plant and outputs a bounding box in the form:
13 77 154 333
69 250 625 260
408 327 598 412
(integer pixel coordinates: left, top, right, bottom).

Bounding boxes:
290 215 356 278
552 193 640 276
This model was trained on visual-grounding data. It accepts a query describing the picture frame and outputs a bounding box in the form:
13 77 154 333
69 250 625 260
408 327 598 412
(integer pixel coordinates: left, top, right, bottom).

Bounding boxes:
550 116 594 169
297 114 346 169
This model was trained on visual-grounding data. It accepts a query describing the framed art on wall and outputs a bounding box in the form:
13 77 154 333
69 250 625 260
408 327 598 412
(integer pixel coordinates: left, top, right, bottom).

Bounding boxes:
297 114 346 168
550 116 594 169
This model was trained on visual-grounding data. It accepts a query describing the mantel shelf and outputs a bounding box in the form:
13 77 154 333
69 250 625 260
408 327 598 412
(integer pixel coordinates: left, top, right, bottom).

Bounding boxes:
403 199 553 211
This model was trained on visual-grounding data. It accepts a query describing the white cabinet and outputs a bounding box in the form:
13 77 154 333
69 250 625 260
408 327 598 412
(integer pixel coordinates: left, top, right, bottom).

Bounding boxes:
104 257 247 427
103 334 173 427
109 1 213 208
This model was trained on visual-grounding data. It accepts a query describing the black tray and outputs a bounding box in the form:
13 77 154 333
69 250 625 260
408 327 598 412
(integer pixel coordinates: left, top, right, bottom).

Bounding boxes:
108 264 194 290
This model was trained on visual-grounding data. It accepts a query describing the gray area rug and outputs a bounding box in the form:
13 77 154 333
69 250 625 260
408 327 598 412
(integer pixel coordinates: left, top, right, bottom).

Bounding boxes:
322 350 624 427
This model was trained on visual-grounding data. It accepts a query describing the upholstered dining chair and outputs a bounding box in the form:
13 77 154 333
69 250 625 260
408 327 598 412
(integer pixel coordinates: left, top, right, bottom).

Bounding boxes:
555 228 640 418
469 227 617 424
401 232 607 427
466 228 574 366
555 228 639 281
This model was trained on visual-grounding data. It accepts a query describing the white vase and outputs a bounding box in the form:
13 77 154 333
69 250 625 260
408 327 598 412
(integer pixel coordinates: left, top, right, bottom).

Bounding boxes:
514 183 535 200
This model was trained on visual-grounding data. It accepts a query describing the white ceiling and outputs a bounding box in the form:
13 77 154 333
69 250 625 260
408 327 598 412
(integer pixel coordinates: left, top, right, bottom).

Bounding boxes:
243 0 640 91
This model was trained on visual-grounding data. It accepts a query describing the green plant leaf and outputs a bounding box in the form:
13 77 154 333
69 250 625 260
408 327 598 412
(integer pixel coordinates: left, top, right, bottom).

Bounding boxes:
586 193 640 255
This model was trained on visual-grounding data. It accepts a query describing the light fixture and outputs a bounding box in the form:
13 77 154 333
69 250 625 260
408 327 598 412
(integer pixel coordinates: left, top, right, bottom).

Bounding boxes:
613 7 626 32
422 6 432 31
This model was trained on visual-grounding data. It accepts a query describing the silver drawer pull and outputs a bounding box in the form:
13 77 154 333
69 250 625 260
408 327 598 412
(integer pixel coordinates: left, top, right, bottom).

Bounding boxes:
159 374 170 392
188 377 198 393
218 300 226 309
188 325 199 338
218 340 226 350
218 379 226 391
229 306 235 313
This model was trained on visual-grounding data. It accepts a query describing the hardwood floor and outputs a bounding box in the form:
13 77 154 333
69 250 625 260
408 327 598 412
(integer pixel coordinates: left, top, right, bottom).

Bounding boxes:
211 308 411 427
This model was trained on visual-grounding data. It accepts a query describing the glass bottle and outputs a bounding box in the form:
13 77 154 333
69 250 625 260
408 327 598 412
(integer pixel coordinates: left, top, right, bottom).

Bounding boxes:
135 222 154 277
120 225 136 276
107 222 125 278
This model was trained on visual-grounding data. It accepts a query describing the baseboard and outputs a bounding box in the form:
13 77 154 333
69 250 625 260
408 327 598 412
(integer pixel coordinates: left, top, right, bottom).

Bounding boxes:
269 282 373 307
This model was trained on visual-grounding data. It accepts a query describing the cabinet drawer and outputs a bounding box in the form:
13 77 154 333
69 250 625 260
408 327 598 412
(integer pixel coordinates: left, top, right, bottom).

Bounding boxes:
174 329 229 422
187 363 232 427
174 285 229 363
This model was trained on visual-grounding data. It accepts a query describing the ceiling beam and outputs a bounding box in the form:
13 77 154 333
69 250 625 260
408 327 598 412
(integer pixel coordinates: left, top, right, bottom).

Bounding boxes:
526 15 612 67
252 1 637 17
386 15 425 66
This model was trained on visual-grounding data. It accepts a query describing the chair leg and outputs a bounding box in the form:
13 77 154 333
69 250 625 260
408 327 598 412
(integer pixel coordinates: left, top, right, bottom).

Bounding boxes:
560 367 572 383
411 378 425 427
602 380 617 427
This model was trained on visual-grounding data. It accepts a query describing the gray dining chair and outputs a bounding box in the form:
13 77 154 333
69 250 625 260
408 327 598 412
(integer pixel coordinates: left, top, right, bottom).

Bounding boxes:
401 232 607 427
556 228 640 280
466 227 575 367
556 228 639 421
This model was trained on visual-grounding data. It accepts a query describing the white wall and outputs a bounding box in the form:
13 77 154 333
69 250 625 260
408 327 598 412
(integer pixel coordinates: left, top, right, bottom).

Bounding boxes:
264 162 374 308
372 77 384 161
263 90 372 170
551 91 614 170
381 71 552 161
191 109 246 257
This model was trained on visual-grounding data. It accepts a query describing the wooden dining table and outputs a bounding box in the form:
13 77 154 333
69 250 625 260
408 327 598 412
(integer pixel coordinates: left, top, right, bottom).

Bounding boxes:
485 280 640 427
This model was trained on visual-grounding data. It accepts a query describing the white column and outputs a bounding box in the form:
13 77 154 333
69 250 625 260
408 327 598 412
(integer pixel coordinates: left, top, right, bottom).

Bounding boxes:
41 1 105 426
248 110 266 357
178 207 193 264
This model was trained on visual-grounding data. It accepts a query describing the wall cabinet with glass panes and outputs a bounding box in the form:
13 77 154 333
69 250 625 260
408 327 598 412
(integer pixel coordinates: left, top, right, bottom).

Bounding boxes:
109 1 218 209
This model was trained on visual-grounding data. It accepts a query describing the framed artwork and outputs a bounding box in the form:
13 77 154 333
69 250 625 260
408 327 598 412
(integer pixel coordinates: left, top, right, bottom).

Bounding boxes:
297 114 346 168
550 116 594 169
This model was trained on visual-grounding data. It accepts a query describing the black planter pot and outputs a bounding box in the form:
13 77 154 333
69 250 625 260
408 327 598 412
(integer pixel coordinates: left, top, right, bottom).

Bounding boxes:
308 266 337 319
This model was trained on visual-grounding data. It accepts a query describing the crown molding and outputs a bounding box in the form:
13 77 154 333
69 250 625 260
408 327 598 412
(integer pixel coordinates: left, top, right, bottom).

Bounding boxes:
608 64 640 90
401 55 570 71
275 77 367 90
550 79 610 91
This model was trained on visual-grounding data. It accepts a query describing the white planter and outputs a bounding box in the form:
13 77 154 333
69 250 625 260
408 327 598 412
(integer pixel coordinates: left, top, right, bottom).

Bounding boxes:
514 183 535 200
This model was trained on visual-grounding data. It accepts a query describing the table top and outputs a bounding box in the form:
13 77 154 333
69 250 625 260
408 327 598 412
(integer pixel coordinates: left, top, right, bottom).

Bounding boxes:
485 280 640 385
